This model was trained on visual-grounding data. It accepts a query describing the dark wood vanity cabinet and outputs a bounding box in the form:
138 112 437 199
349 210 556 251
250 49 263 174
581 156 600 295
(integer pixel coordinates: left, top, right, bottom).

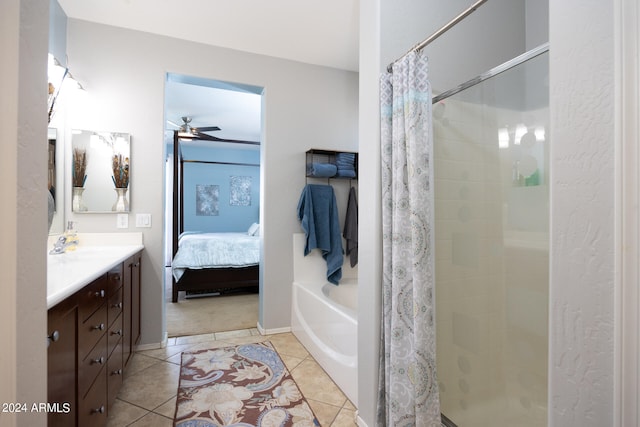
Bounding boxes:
47 251 142 427
47 296 78 427
123 253 141 367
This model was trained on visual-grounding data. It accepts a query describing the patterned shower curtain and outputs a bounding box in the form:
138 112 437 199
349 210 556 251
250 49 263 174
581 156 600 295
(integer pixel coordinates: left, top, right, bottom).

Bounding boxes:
377 51 441 427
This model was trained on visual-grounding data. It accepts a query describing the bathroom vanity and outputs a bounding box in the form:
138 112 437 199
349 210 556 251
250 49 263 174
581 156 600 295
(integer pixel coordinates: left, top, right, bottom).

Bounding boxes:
46 233 143 426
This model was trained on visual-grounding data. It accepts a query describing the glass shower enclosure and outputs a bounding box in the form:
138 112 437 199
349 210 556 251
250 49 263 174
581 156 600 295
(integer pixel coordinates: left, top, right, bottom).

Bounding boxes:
434 46 549 426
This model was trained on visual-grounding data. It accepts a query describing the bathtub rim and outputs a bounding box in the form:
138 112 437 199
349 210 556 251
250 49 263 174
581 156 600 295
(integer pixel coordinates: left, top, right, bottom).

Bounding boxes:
293 278 358 320
290 278 358 405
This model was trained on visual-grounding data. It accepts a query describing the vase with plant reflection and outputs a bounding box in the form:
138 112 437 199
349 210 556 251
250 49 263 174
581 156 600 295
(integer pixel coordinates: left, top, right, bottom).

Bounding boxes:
111 153 129 211
72 148 88 211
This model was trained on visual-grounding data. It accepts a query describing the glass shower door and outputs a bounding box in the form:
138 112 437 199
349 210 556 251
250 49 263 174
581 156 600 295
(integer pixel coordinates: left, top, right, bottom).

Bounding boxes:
434 49 549 426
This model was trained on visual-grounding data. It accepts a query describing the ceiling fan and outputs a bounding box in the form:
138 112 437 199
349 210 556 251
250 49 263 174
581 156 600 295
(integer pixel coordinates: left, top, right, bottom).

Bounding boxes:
168 116 220 138
169 116 259 145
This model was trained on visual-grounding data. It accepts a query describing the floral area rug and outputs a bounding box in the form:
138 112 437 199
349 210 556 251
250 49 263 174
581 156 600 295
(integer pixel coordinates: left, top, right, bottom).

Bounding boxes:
174 341 320 426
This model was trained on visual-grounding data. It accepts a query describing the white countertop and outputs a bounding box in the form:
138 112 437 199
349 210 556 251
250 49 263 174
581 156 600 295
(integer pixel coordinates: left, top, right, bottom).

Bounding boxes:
47 233 144 309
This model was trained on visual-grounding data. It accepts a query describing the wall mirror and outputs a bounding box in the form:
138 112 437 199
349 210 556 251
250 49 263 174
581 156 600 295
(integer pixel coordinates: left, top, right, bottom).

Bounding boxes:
71 129 131 213
48 128 65 234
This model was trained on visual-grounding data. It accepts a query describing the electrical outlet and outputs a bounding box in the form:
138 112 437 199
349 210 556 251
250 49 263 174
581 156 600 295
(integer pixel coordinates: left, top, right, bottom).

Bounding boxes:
136 213 151 228
116 214 129 229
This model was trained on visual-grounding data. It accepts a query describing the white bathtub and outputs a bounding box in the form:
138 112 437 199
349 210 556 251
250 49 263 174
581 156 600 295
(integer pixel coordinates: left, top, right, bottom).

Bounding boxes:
291 278 358 405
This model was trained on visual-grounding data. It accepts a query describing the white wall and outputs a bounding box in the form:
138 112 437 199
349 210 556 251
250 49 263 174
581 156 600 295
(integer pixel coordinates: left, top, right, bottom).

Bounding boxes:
0 0 49 425
357 2 382 423
548 1 615 425
617 2 640 426
64 20 358 343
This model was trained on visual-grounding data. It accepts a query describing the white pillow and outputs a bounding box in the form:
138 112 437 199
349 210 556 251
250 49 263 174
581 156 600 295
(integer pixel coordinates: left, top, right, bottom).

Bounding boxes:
247 223 260 236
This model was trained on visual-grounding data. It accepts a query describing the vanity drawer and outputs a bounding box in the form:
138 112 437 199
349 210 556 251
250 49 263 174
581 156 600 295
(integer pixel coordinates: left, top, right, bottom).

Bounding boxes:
107 286 123 327
79 303 107 359
79 366 107 426
79 333 107 399
107 264 123 295
107 313 123 359
107 341 123 410
78 274 108 322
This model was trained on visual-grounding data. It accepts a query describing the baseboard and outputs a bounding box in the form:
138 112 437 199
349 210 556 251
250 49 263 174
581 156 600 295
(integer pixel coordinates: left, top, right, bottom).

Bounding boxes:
135 342 163 351
355 413 446 427
256 322 291 336
356 413 368 427
135 333 168 351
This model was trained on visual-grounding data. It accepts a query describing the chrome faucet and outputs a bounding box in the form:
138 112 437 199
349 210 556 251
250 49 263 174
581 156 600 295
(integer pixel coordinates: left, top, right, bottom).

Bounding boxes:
49 236 69 255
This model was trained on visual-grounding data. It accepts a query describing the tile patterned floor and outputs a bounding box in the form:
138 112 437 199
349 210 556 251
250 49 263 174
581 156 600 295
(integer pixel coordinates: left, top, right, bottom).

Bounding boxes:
107 328 358 426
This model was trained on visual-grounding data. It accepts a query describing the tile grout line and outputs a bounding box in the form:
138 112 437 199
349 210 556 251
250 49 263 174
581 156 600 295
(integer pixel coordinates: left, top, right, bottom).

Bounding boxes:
112 328 357 426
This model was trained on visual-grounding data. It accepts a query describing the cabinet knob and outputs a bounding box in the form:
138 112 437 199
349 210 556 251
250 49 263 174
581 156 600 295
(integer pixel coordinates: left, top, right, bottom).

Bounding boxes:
112 275 121 281
111 369 123 376
92 323 105 331
91 405 105 414
46 330 60 347
112 302 123 309
92 356 105 365
111 329 123 336
95 289 105 298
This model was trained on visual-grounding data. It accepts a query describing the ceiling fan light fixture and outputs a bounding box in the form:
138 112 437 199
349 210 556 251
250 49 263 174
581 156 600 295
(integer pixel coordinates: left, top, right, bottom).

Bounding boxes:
177 130 196 139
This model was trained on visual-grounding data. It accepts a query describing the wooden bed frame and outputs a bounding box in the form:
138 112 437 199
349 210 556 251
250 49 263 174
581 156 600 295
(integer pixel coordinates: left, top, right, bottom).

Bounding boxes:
171 131 259 303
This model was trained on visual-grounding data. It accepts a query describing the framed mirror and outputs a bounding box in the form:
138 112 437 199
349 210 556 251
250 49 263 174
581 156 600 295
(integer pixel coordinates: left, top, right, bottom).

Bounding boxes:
71 129 131 213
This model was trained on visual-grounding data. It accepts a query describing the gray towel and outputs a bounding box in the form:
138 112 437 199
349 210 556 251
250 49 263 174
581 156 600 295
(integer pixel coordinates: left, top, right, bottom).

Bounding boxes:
343 186 358 267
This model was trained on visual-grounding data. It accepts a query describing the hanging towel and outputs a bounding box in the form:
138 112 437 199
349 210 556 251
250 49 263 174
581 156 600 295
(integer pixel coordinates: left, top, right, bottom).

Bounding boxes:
297 184 344 284
343 187 358 267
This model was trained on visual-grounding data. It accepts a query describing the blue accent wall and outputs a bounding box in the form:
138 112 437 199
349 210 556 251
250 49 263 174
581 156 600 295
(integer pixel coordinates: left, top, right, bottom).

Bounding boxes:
181 145 260 233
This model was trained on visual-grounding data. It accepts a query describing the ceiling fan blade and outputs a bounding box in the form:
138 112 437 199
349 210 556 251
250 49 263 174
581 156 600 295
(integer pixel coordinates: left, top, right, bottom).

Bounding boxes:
196 126 221 132
167 119 181 129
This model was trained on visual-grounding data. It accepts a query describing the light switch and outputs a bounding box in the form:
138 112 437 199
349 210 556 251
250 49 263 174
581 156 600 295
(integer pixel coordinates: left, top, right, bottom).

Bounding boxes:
116 214 129 229
136 213 151 228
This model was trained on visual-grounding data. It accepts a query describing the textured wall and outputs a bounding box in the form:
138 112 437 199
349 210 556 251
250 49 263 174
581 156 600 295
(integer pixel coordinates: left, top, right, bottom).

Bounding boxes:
0 0 49 425
548 0 615 425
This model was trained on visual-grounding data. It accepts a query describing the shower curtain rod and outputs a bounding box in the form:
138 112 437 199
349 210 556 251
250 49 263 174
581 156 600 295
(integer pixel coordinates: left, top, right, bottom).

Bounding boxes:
386 0 488 72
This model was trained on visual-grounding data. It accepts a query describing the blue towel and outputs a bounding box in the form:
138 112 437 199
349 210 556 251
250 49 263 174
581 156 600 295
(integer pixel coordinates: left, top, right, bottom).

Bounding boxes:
306 162 337 178
335 153 356 178
335 152 355 163
335 153 356 169
297 184 344 284
335 170 357 178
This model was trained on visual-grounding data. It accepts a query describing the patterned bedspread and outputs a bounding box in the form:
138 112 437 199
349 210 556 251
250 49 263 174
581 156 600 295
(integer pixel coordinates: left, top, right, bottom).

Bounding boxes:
172 232 260 281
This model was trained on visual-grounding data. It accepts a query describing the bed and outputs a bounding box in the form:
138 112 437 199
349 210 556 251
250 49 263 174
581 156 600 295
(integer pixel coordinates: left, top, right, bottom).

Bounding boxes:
171 131 260 302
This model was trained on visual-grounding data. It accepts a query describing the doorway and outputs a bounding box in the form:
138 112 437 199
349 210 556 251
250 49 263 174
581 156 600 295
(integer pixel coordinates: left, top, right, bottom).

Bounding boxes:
163 73 263 337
